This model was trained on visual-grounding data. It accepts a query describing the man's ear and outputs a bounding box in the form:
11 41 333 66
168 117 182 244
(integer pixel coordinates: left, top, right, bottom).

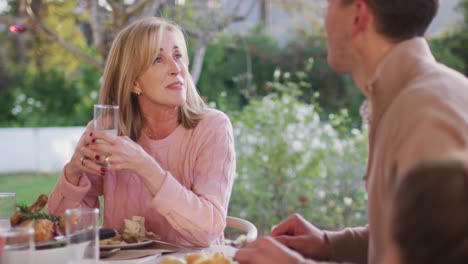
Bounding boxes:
352 0 371 38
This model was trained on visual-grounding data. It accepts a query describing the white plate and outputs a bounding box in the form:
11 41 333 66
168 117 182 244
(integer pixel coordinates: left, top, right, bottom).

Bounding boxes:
100 239 153 250
35 236 67 249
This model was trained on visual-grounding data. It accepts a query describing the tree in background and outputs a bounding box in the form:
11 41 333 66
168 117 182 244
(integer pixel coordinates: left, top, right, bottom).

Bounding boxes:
453 0 468 74
0 0 323 127
0 0 262 79
0 0 259 126
430 0 468 75
0 0 464 128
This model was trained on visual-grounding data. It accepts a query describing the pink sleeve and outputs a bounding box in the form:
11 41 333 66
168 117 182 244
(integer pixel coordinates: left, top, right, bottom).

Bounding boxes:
47 164 103 216
151 113 236 246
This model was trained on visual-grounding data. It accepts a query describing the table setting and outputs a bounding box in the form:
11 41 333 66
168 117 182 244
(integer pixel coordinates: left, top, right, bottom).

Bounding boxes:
1 104 243 263
0 192 239 264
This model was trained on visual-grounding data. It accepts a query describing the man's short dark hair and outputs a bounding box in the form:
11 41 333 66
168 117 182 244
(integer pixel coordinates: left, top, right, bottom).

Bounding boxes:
341 0 440 41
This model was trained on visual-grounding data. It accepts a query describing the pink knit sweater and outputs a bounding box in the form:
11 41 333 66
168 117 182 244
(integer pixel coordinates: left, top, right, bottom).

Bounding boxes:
47 109 236 247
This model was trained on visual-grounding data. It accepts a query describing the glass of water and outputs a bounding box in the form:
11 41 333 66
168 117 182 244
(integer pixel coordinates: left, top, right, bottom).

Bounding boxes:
0 193 16 229
93 104 119 166
65 208 100 264
0 226 34 264
93 104 119 136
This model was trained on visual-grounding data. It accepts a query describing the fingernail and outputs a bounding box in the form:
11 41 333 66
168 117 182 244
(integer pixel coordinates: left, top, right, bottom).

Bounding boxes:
100 167 106 172
89 132 93 136
95 155 100 161
92 138 96 143
100 172 105 176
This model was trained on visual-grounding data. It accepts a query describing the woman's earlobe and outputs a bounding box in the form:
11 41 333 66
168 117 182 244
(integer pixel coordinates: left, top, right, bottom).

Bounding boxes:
132 81 142 96
131 90 142 96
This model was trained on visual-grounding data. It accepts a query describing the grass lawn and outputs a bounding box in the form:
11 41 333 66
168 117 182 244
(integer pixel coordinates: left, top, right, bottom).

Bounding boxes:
0 172 60 206
0 172 106 223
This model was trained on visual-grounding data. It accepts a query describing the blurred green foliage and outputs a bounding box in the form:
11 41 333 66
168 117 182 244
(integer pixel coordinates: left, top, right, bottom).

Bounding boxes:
229 71 368 234
194 29 279 112
195 29 365 127
1 1 467 127
0 64 99 126
429 0 468 76
1 30 464 128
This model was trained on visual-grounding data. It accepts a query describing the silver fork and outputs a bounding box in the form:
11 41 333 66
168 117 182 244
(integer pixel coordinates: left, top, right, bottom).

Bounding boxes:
100 248 121 259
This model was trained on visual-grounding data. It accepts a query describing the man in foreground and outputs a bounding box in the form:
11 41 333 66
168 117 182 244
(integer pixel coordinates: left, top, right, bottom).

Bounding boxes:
235 0 468 263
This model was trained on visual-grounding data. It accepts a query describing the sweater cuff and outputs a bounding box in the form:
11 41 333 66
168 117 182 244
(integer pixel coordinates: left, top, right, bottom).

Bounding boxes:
325 226 369 264
323 231 337 260
59 171 91 202
152 171 183 215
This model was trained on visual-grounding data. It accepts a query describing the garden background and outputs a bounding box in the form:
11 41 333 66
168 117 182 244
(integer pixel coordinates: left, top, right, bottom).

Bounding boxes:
0 0 467 235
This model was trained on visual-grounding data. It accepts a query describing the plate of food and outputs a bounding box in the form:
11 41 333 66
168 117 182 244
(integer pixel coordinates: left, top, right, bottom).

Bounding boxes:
99 216 161 250
9 194 68 249
160 251 233 264
9 194 122 250
100 238 154 250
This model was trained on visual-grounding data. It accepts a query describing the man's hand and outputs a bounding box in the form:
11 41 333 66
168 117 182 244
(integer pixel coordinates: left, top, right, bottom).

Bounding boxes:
234 236 306 264
271 214 331 261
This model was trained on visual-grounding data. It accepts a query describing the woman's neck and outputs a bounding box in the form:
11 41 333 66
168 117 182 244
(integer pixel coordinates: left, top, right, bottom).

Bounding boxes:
142 106 180 140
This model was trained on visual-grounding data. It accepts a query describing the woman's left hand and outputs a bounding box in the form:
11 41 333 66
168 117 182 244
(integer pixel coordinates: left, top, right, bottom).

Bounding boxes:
87 130 166 194
87 130 154 174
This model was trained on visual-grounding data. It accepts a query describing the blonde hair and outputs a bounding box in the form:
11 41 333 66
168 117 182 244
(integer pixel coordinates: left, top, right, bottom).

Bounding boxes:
99 17 206 140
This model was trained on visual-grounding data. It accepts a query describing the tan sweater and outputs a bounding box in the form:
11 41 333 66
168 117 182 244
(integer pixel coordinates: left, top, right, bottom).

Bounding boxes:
325 38 468 263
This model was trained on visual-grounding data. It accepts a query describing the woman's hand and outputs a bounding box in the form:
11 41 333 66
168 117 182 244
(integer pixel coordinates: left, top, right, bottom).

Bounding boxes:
87 130 166 194
66 121 104 184
87 130 151 172
234 236 306 264
271 214 331 260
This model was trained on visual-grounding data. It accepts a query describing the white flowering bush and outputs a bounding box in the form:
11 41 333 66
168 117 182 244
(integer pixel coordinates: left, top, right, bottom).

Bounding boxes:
228 72 369 234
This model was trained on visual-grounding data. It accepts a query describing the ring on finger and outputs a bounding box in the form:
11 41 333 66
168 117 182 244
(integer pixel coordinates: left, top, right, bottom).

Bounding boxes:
80 156 86 166
104 156 111 167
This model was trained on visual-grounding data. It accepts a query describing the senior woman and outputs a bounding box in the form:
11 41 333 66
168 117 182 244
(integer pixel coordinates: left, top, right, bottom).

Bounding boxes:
47 17 236 247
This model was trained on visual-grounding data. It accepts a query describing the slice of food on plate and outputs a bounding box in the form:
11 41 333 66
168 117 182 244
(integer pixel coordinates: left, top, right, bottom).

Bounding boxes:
99 215 161 247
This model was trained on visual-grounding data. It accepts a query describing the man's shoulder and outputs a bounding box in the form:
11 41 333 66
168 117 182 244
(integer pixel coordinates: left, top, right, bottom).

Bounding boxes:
381 63 468 137
395 62 468 111
415 59 468 89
